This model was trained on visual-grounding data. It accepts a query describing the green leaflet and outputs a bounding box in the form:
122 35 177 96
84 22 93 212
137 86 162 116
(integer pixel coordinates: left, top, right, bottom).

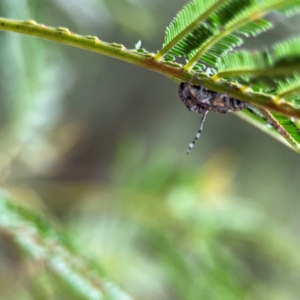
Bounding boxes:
188 34 243 67
156 0 271 63
272 112 300 147
273 37 300 62
277 75 300 100
185 0 300 70
217 51 269 73
240 109 300 151
155 0 226 60
166 23 215 59
206 2 273 40
237 19 273 36
162 0 220 45
215 38 300 84
157 0 274 67
277 2 300 16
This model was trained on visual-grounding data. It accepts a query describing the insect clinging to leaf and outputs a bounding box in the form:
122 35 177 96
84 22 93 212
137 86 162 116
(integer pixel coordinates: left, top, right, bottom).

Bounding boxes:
178 75 248 154
178 75 290 155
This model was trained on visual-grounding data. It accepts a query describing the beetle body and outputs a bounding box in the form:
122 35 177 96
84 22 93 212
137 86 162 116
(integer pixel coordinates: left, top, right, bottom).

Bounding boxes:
178 82 248 114
178 80 248 154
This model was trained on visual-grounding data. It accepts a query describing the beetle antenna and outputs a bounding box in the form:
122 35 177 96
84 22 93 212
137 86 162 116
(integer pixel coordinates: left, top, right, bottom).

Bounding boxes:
186 110 208 155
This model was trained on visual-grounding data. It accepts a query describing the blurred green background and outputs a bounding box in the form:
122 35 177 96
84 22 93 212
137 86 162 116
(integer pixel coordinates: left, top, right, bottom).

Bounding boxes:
1 0 300 299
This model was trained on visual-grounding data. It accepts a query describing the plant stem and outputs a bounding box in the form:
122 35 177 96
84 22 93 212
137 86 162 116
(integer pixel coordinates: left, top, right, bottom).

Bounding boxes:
0 16 191 80
0 17 300 119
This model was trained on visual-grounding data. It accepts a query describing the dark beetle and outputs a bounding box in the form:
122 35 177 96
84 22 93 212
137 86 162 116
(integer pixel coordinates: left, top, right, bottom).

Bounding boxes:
178 80 248 154
178 81 248 114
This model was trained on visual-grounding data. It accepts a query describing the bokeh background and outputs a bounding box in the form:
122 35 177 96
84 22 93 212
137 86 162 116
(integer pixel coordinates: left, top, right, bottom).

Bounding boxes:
1 0 300 299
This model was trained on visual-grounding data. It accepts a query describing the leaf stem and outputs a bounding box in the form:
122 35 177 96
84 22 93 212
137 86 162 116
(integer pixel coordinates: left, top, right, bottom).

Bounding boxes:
0 17 300 119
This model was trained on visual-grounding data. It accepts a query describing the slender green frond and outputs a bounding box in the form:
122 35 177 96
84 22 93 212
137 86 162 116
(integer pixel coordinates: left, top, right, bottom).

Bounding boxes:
272 112 300 149
215 37 300 79
238 109 300 151
207 0 253 26
277 76 300 98
239 107 300 152
162 0 219 43
273 37 300 62
278 3 300 16
157 0 273 67
155 0 227 61
185 0 300 70
208 0 272 36
188 34 243 67
191 18 272 67
255 108 300 151
164 23 215 61
237 19 273 36
216 51 269 73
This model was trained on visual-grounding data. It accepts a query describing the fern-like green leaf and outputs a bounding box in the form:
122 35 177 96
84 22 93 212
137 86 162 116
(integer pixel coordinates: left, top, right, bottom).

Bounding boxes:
154 0 300 72
207 0 272 36
155 0 226 61
239 109 300 151
278 3 300 16
165 24 215 59
156 0 272 65
188 34 243 67
217 51 269 72
162 0 218 44
215 37 300 82
185 0 300 70
272 112 300 148
277 75 300 99
272 37 300 62
237 19 273 36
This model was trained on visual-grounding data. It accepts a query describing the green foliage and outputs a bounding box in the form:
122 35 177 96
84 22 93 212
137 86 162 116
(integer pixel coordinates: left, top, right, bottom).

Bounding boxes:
163 0 220 44
272 113 300 144
158 0 225 61
215 38 300 80
277 75 300 99
158 0 273 66
159 0 287 69
157 0 300 152
273 37 300 63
